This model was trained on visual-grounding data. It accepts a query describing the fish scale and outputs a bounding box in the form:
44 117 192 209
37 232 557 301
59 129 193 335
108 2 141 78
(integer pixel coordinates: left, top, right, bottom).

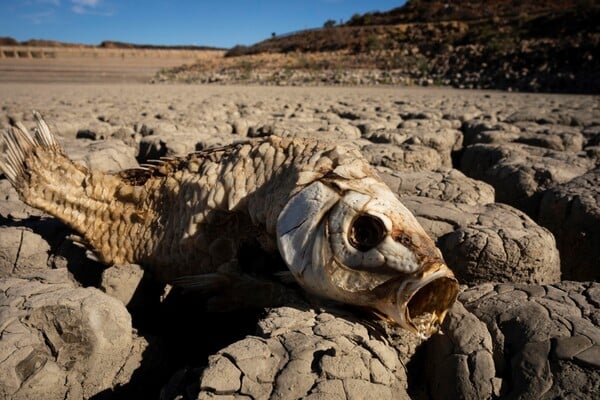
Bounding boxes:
0 113 459 336
6 127 333 281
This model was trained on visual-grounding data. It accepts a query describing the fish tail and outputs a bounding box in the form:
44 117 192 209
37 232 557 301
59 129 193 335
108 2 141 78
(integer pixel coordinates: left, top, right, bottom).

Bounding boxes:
0 112 130 264
1 112 57 185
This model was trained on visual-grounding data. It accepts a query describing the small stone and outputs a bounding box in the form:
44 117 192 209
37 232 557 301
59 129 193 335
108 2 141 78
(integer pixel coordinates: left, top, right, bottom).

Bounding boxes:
363 339 398 370
458 283 495 304
342 379 393 400
200 356 242 393
223 338 280 383
496 283 515 294
257 307 316 336
553 335 593 360
492 377 503 397
309 379 345 397
76 129 100 140
574 345 600 368
271 359 316 400
100 264 145 306
66 139 138 172
361 143 443 171
312 318 368 342
514 283 546 298
320 353 369 380
0 227 50 278
240 376 271 399
369 358 394 385
232 119 249 136
586 286 600 308
301 393 345 400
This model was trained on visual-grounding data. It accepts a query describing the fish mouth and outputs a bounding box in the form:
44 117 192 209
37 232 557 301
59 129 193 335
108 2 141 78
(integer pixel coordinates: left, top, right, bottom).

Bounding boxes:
375 265 459 338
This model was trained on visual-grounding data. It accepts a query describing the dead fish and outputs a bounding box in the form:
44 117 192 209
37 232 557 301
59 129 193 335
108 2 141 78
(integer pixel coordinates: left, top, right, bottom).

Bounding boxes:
0 112 458 337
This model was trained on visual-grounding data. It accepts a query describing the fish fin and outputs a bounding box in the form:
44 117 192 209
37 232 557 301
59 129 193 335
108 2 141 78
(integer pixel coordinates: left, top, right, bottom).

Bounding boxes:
67 234 88 248
171 273 231 295
172 271 292 312
0 111 60 187
67 235 101 262
85 250 100 263
274 271 296 284
117 168 153 186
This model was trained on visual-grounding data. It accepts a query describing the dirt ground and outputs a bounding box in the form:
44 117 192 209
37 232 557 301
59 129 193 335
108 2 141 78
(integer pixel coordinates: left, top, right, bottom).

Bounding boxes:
0 47 223 83
0 81 598 399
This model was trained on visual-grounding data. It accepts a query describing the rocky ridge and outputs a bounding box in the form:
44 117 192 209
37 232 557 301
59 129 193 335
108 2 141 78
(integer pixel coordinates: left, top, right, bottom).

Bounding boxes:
157 0 599 93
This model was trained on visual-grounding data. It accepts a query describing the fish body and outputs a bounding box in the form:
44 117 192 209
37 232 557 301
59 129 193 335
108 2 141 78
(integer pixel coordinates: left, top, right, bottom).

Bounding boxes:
0 114 458 336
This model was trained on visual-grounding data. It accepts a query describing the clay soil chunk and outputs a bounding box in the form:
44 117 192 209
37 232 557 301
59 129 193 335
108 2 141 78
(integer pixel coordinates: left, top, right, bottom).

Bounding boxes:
460 142 594 217
538 167 600 281
402 196 561 285
376 166 495 206
0 271 135 399
193 307 415 400
453 281 600 400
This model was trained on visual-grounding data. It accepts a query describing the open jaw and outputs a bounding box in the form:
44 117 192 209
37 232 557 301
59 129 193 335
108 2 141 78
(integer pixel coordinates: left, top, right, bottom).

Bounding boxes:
374 267 459 337
405 276 459 337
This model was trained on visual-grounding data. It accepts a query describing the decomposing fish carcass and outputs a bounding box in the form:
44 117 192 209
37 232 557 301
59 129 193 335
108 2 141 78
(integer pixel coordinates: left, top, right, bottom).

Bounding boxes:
0 113 458 337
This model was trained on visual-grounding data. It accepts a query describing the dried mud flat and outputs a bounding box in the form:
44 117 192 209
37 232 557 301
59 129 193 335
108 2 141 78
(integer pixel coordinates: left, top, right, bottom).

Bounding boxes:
0 83 599 399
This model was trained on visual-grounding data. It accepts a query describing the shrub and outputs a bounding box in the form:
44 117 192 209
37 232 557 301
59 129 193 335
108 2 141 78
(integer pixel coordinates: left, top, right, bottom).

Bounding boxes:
323 19 336 28
225 45 251 57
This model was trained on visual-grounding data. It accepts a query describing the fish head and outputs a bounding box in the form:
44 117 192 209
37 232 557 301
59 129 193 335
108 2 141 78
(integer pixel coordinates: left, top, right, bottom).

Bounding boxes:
276 177 459 337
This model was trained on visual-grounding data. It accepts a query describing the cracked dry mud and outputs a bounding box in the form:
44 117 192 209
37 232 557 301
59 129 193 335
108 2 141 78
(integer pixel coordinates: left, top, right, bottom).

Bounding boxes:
0 84 598 399
191 307 418 400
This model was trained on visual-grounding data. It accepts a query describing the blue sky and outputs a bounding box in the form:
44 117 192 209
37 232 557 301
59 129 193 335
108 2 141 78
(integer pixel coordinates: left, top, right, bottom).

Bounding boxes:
1 1 406 48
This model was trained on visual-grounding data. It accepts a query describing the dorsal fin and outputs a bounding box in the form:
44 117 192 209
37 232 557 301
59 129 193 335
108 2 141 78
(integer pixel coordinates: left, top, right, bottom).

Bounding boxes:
118 168 153 186
118 137 275 188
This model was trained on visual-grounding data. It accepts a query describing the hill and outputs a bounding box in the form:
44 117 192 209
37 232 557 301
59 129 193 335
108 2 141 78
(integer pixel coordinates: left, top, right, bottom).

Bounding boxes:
159 0 599 93
343 0 591 25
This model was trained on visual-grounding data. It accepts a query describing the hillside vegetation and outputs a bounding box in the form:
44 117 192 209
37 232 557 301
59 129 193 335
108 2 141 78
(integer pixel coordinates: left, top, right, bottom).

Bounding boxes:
344 0 594 25
159 0 599 93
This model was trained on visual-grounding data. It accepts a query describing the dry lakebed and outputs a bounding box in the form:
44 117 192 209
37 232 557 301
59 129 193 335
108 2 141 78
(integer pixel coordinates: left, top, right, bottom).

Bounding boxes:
0 83 599 399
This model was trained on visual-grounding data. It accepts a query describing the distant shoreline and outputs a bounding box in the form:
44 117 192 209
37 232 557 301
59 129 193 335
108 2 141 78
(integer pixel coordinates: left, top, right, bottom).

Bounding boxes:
0 37 225 51
0 46 224 83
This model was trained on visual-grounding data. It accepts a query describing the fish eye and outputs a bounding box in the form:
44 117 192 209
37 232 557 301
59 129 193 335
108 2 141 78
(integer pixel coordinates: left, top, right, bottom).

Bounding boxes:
349 214 386 252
